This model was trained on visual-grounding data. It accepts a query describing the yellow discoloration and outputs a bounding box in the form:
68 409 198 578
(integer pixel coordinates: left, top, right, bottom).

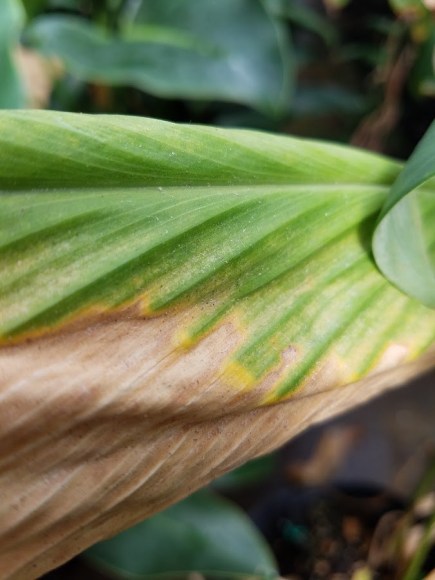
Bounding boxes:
138 292 154 316
261 352 347 405
0 290 183 347
0 303 108 347
261 391 281 405
175 329 196 349
222 360 256 391
0 297 433 579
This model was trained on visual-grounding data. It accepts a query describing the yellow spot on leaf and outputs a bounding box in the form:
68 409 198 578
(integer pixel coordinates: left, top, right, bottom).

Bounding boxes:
222 360 256 391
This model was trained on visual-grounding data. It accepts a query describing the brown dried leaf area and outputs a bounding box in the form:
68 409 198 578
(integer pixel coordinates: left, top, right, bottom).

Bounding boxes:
14 47 62 109
0 309 433 579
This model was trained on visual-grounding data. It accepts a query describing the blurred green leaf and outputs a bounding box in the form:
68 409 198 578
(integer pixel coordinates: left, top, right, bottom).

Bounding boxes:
292 84 369 115
213 455 276 491
266 0 337 46
373 121 435 308
0 0 26 108
84 490 278 579
411 28 435 96
21 0 46 18
24 0 293 114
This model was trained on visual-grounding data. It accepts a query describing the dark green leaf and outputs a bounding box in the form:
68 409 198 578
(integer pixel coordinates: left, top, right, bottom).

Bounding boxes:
266 0 337 46
213 455 276 491
23 0 293 114
84 490 278 579
411 28 435 97
292 85 368 115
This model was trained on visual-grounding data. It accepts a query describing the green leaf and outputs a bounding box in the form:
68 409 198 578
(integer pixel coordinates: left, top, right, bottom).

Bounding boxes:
292 85 368 116
373 121 435 308
84 490 277 579
411 28 435 97
23 0 292 114
266 0 338 47
1 111 435 579
213 455 276 491
20 0 46 19
0 0 26 108
1 110 434 402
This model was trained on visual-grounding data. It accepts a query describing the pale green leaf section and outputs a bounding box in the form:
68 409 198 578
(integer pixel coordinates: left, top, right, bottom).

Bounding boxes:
373 121 435 308
1 110 434 403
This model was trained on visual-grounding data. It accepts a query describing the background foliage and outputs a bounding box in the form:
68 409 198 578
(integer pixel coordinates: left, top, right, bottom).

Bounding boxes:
5 0 434 152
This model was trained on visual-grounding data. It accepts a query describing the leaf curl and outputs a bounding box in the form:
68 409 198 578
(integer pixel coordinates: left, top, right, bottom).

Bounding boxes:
373 120 435 308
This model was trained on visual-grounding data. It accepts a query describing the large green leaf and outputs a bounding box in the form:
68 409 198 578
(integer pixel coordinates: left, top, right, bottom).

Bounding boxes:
1 110 434 401
23 0 292 114
0 0 26 108
1 111 435 578
84 490 277 579
373 121 435 308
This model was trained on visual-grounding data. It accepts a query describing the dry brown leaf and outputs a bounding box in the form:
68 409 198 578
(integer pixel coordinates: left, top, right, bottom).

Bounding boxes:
14 47 62 109
0 310 433 579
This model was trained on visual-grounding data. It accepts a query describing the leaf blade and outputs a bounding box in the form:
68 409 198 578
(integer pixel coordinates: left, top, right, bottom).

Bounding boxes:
1 111 435 577
23 0 293 114
1 110 434 403
373 120 435 308
84 490 278 578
